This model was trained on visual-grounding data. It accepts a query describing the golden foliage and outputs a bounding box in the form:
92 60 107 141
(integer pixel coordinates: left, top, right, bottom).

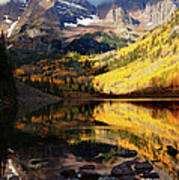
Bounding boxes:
92 9 179 96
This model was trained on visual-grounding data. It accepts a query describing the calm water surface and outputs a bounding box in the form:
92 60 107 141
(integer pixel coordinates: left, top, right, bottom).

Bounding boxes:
0 100 178 179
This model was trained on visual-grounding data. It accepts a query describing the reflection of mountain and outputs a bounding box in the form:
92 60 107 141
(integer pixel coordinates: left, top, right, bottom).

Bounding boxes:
93 101 179 178
14 100 179 178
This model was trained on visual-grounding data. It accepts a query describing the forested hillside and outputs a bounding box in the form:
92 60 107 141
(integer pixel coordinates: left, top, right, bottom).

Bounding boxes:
92 9 179 97
65 31 135 55
15 9 179 98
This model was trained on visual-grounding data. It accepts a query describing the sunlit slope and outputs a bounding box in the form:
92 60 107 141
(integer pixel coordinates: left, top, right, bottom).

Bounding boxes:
92 9 179 96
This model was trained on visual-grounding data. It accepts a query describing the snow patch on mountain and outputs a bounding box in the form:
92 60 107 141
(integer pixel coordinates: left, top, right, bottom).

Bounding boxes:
64 22 78 27
58 0 87 10
4 15 12 24
64 15 100 27
77 15 100 25
0 0 11 5
7 19 19 38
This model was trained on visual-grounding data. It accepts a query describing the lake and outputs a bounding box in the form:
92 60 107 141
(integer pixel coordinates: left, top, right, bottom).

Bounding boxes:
0 99 178 179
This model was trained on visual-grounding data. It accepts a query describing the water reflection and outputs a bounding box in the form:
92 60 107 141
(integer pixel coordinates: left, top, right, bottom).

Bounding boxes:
1 100 179 179
0 107 18 177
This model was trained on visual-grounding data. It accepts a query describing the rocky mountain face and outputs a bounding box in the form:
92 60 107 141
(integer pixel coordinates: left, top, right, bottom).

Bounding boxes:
45 0 97 28
98 0 179 29
0 0 178 39
0 0 29 20
130 0 179 29
0 0 97 37
0 0 178 57
0 0 98 55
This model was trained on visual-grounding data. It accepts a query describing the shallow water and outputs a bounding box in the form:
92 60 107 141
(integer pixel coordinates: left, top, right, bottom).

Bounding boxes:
0 100 179 179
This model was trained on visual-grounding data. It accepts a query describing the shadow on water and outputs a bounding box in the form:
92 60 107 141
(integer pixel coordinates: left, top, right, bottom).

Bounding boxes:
0 106 46 178
0 100 179 179
0 107 18 177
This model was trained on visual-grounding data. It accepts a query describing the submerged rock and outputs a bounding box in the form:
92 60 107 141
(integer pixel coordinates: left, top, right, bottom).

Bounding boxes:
28 158 48 169
116 149 137 158
61 169 76 178
120 175 138 180
111 163 134 177
141 172 160 179
9 176 20 180
79 169 100 180
80 164 95 170
98 177 117 180
134 161 153 174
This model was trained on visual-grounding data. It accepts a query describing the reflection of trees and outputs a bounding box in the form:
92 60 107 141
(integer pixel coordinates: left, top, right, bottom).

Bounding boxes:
93 101 179 177
0 107 18 177
131 101 179 119
15 101 99 138
12 100 179 178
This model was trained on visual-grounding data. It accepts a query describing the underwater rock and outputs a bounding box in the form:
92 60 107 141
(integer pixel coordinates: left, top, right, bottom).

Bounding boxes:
116 149 137 158
134 161 153 174
140 172 160 179
9 176 20 180
61 169 76 178
111 163 134 177
79 164 95 170
28 158 48 169
98 177 118 180
79 169 100 180
120 175 138 180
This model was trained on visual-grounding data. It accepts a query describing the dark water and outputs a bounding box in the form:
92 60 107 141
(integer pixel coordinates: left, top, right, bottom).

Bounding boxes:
0 100 178 179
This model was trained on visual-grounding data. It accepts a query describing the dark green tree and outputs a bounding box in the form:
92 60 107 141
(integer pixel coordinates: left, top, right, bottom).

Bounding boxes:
0 32 17 103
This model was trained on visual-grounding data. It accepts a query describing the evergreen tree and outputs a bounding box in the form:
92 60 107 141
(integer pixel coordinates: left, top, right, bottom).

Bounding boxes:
0 32 17 103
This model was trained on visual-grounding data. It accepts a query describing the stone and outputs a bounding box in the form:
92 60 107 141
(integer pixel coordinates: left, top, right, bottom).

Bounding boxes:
167 145 178 157
121 160 137 166
61 169 76 178
79 169 100 180
9 176 20 180
28 158 48 169
116 149 137 158
120 176 137 180
80 164 95 170
141 172 160 179
98 177 117 180
134 161 153 174
111 163 134 177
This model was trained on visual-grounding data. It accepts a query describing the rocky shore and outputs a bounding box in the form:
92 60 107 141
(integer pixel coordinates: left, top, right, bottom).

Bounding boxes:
1 147 177 180
59 149 160 180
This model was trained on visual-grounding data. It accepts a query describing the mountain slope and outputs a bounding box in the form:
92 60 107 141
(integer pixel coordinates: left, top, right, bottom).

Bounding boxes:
0 0 97 36
15 9 179 98
92 9 179 97
65 31 135 54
